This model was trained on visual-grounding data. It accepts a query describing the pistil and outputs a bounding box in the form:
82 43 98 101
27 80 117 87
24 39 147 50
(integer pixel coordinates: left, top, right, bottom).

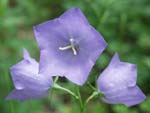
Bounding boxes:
59 38 77 55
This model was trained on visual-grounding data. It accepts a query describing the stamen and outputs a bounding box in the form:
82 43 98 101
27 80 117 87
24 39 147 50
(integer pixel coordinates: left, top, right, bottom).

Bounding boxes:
72 47 77 55
59 45 72 50
70 38 77 55
59 38 78 55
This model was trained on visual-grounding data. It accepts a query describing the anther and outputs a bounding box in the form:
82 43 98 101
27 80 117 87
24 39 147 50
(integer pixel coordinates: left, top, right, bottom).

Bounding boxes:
59 45 72 50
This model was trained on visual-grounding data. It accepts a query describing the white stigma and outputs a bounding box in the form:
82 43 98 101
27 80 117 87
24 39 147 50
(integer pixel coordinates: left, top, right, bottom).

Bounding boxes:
59 38 77 55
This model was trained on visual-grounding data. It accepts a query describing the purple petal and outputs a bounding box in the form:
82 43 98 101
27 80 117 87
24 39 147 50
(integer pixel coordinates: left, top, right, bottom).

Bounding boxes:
23 48 31 60
97 53 137 93
102 86 146 107
34 7 107 85
6 88 49 102
10 49 39 90
39 49 94 85
97 53 146 106
7 49 53 101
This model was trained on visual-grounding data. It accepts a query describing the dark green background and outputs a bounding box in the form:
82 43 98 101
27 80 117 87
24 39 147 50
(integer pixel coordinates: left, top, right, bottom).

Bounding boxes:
0 0 150 113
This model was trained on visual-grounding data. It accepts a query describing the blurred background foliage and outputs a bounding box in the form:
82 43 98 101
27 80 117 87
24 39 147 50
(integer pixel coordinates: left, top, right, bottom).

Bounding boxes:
0 0 150 113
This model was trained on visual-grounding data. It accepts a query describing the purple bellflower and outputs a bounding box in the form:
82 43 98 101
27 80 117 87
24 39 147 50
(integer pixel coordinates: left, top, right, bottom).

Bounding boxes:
6 49 53 101
33 7 107 85
97 53 146 107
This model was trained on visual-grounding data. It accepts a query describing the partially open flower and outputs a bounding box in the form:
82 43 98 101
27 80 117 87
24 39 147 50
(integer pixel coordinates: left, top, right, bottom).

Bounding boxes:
97 53 146 107
6 49 53 101
34 7 107 85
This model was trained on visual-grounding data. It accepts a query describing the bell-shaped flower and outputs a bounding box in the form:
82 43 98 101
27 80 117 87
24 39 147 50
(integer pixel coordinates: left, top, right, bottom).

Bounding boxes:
33 7 107 85
97 53 146 107
6 49 53 101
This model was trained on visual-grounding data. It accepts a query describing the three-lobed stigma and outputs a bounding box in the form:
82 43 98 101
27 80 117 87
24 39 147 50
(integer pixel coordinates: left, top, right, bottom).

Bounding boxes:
59 38 78 55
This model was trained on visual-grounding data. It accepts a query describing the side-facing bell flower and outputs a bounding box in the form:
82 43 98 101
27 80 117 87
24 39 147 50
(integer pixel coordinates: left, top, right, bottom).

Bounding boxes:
33 7 107 85
6 49 53 101
97 53 146 107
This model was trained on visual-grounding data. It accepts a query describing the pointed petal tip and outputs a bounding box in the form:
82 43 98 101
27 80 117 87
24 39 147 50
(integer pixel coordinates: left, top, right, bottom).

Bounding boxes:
5 93 17 101
114 52 119 57
5 96 11 101
68 7 81 12
130 64 137 71
6 96 24 102
125 96 146 107
109 53 120 65
33 26 38 32
5 90 16 101
23 48 30 60
113 53 120 60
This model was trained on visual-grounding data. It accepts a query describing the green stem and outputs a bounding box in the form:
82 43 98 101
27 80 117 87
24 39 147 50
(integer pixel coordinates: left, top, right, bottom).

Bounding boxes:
53 84 79 99
76 86 86 113
9 102 15 113
54 76 59 83
82 91 101 113
87 82 97 91
77 87 83 109
85 91 99 105
48 87 54 105
4 68 15 113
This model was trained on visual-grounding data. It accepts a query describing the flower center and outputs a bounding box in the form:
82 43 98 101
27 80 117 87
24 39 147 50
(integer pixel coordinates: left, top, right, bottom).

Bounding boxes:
59 38 78 55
